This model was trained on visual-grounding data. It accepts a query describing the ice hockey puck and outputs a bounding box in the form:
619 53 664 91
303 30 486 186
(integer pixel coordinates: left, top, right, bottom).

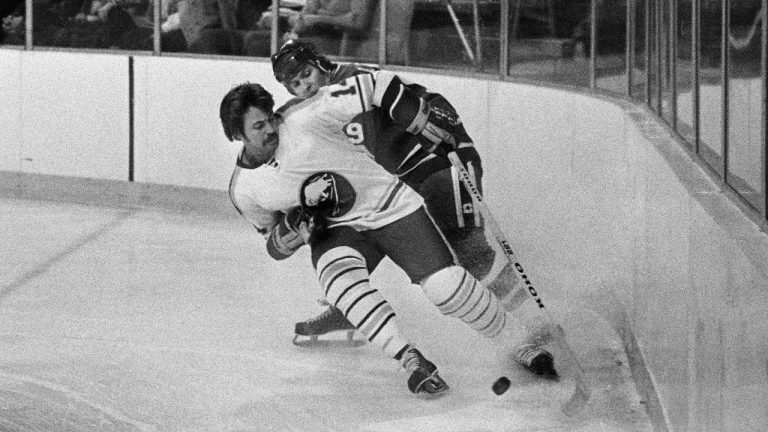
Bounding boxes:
492 376 511 395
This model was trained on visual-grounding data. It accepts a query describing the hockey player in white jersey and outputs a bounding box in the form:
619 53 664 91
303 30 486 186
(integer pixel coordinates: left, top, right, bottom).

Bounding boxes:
222 83 449 395
220 82 538 395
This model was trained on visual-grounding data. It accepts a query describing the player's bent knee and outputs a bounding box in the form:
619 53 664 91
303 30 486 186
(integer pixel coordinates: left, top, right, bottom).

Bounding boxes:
316 246 368 303
421 266 505 338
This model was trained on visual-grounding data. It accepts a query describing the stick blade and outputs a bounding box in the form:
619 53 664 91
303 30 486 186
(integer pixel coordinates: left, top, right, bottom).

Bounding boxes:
551 325 591 416
560 379 590 416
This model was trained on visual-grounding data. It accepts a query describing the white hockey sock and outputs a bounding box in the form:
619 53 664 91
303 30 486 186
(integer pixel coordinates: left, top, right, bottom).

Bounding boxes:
317 246 409 359
421 266 506 338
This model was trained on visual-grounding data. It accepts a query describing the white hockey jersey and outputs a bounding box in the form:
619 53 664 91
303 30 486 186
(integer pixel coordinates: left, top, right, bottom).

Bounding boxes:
228 84 424 236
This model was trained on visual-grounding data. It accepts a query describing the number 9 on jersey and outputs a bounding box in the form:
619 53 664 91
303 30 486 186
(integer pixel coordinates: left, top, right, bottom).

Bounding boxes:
343 122 365 144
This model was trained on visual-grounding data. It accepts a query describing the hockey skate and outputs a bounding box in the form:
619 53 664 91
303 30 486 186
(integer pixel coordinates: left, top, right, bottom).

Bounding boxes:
512 343 558 379
400 347 449 396
292 302 364 347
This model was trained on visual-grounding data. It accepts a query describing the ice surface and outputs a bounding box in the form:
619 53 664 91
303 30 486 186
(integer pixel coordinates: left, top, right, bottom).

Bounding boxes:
0 198 652 431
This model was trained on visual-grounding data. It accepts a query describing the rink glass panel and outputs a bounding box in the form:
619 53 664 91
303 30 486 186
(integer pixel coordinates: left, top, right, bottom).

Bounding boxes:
726 1 765 213
648 0 660 115
152 0 273 56
24 0 154 50
596 0 628 95
676 0 696 150
697 0 725 177
659 0 674 124
505 0 591 87
408 1 500 73
631 0 648 102
0 6 23 46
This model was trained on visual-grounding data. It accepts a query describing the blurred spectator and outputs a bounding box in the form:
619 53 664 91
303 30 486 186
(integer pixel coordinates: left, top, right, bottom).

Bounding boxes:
338 0 414 64
1 0 25 45
178 0 226 49
192 0 272 56
273 0 414 64
1 0 57 46
159 0 182 33
51 0 151 49
141 0 223 53
277 0 376 55
571 0 624 57
0 0 24 19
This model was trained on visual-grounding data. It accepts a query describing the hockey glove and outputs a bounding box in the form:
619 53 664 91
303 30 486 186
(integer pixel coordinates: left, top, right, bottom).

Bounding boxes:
405 96 460 154
266 207 317 260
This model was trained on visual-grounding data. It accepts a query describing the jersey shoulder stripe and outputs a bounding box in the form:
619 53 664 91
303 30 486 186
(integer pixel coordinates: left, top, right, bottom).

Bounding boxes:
228 166 245 218
353 74 370 113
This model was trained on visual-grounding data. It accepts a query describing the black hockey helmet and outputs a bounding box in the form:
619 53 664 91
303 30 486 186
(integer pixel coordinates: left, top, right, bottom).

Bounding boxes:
271 39 334 83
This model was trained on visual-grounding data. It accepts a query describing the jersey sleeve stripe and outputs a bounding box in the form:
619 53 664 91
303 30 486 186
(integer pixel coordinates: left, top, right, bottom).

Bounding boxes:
229 168 268 234
387 86 405 121
376 180 405 213
372 70 397 108
353 74 372 112
228 168 244 217
397 145 425 171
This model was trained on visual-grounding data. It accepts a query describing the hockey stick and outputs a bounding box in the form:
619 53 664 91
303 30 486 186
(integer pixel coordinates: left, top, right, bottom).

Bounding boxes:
446 150 590 416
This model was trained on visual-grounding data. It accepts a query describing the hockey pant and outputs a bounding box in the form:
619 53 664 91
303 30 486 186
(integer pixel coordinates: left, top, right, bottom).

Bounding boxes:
316 246 410 359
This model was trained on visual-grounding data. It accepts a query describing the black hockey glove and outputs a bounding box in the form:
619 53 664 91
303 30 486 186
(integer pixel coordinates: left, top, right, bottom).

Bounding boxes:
423 102 460 148
296 206 328 245
266 207 322 259
406 95 461 154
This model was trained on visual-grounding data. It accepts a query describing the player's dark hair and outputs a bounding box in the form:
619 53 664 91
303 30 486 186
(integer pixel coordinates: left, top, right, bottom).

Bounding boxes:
219 83 275 142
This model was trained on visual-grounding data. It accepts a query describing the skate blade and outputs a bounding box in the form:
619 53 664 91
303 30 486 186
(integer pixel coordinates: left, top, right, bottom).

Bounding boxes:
553 325 590 416
560 379 590 416
292 330 365 348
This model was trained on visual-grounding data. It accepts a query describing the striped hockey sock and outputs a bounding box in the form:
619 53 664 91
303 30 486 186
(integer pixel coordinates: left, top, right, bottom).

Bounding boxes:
421 266 506 338
317 246 410 359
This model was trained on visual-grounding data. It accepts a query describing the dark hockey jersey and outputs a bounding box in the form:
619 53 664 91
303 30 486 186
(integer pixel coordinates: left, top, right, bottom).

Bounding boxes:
327 63 478 188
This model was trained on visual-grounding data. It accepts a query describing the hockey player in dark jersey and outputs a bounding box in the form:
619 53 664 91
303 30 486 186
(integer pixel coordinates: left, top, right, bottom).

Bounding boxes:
270 40 557 378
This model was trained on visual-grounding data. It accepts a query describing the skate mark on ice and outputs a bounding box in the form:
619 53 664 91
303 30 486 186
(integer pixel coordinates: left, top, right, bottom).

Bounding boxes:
0 211 133 299
0 369 159 431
